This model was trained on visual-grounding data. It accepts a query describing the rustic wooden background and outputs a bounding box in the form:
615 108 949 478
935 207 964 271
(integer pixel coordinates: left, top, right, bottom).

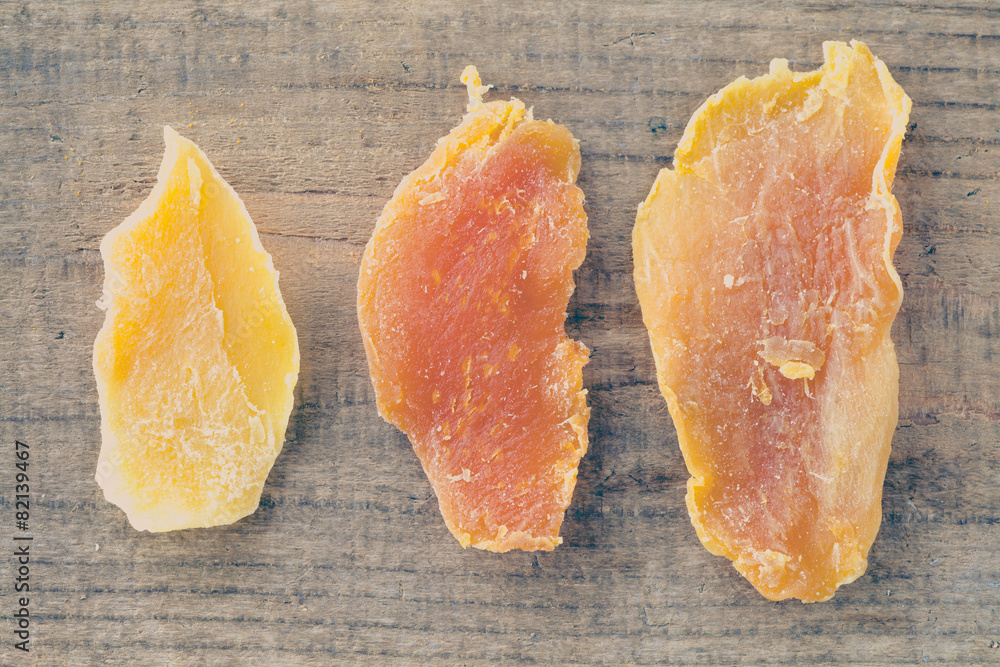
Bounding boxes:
1 1 998 664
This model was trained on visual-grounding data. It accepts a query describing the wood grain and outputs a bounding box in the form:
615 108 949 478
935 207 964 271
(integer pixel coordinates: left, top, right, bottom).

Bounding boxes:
1 1 998 664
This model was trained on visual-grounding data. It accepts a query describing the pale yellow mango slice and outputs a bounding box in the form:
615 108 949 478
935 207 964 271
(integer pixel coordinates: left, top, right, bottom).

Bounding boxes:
633 42 910 601
94 126 299 532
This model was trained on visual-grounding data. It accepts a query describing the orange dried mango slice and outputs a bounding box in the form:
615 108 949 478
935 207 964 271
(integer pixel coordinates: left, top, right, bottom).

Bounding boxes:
358 67 589 552
94 126 299 532
633 41 910 601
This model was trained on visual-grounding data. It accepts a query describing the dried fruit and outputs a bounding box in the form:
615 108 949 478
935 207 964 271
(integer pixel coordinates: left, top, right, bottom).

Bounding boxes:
633 41 910 601
94 126 299 532
358 67 589 552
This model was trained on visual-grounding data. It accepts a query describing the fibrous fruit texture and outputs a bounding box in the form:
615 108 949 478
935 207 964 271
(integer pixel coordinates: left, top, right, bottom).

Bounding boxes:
358 67 590 552
633 42 910 601
94 126 299 532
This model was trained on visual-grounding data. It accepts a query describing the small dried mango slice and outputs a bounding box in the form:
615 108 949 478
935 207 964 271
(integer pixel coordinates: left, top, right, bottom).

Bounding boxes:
358 67 590 552
94 126 299 532
633 41 910 601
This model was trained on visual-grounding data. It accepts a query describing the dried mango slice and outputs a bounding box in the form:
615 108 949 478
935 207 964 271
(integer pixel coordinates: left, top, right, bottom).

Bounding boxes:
633 41 910 601
94 126 299 532
358 67 589 552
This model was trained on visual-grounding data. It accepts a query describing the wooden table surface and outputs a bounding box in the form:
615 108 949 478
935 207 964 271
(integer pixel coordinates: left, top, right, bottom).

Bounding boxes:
2 1 998 664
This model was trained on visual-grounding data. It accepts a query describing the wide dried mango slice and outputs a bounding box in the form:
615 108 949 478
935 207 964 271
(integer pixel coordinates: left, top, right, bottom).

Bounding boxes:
633 41 910 601
358 67 589 552
94 126 299 532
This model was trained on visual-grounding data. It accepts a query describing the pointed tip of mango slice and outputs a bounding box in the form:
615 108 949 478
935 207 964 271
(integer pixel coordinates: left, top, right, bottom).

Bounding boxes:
670 40 910 178
461 65 493 111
